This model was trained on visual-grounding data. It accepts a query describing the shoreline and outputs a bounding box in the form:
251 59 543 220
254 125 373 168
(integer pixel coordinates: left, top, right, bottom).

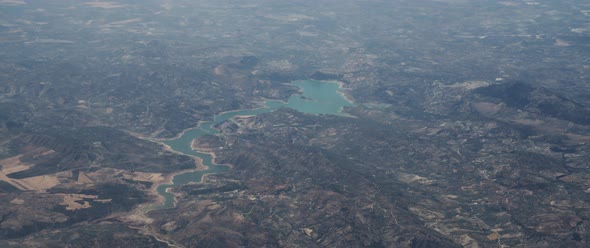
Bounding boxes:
127 78 355 212
143 133 234 211
128 138 210 212
320 79 355 104
148 142 210 209
331 80 357 117
311 79 356 117
213 100 276 119
191 139 234 170
128 80 353 143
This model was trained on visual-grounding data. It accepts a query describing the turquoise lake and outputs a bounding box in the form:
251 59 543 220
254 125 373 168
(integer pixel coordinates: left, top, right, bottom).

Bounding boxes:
152 80 354 210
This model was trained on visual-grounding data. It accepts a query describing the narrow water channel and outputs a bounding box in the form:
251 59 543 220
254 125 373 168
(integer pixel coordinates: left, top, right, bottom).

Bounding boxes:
151 80 353 210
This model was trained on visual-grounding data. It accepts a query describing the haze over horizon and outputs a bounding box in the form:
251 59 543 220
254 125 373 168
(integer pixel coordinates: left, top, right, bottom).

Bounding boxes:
1 0 590 247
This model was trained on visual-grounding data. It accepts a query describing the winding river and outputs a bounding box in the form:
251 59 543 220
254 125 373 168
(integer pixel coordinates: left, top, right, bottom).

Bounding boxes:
151 80 354 210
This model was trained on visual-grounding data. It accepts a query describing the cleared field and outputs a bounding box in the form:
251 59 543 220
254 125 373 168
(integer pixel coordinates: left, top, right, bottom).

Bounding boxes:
20 175 61 191
57 193 113 211
77 172 94 184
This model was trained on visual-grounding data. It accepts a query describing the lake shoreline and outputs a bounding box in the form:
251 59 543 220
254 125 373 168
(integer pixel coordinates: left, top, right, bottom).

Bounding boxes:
142 79 355 211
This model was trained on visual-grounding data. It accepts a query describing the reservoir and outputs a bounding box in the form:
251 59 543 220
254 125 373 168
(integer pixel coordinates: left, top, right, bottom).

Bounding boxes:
152 80 353 210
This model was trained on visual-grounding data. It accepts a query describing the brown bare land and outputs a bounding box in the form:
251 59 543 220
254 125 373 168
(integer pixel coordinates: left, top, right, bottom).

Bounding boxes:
77 171 94 184
20 175 60 191
472 102 503 116
124 171 165 184
0 155 29 174
58 194 97 211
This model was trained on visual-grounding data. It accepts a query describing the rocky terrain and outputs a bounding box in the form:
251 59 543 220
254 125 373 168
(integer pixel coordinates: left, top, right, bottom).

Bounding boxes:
151 79 590 247
1 0 590 247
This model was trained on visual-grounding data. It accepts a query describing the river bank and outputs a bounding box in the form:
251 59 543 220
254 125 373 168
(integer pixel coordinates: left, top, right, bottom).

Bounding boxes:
138 79 355 211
